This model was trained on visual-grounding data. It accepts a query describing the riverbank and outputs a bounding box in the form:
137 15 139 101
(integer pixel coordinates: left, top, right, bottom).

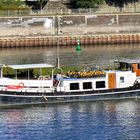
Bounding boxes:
0 34 140 48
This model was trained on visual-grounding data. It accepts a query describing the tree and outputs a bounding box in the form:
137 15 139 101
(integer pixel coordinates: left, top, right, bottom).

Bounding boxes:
105 0 138 7
25 0 47 10
37 0 44 11
0 0 29 10
70 0 104 8
70 0 138 8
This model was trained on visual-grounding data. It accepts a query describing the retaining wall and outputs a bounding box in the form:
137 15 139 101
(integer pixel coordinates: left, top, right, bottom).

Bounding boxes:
0 34 140 48
1 14 140 36
0 13 140 47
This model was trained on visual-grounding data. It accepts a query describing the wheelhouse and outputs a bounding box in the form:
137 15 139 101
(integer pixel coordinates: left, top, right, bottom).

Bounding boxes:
114 59 140 76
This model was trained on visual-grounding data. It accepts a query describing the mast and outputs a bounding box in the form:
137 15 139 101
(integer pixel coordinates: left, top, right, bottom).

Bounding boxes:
56 15 60 69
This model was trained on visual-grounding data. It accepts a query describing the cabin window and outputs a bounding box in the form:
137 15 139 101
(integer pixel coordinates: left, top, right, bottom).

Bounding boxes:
120 77 124 83
83 82 92 89
70 83 79 90
96 81 105 88
138 64 140 69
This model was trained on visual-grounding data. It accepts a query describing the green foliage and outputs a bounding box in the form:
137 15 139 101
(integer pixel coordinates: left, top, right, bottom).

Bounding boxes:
33 66 83 76
61 66 83 74
37 0 44 4
33 68 53 77
106 0 138 7
25 0 47 10
70 0 104 8
70 0 138 8
0 0 30 10
3 67 14 77
3 66 84 78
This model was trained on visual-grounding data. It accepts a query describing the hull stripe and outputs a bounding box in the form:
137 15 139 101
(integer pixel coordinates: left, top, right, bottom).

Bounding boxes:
0 88 140 98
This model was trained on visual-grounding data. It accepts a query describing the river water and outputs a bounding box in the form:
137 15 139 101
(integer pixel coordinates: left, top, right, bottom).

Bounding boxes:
0 43 140 67
0 44 140 140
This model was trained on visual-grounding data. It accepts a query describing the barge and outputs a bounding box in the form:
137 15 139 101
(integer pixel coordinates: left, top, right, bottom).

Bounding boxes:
0 59 140 106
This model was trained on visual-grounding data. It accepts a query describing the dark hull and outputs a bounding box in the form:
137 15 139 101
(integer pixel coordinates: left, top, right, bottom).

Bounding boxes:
0 87 140 107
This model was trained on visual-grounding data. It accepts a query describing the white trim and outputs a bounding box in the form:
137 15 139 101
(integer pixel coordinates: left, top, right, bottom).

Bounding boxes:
7 63 54 70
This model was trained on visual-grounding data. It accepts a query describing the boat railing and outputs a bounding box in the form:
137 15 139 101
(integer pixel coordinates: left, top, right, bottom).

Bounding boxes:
38 75 52 80
20 86 54 93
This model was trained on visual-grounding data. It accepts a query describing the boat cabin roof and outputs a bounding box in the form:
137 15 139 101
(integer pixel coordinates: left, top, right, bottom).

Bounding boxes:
114 59 140 64
6 63 54 70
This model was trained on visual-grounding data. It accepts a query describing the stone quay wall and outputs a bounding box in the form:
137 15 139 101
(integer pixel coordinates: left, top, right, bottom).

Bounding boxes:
0 13 140 47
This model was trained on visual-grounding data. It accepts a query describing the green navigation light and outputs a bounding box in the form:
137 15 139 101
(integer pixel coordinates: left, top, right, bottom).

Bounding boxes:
76 38 81 51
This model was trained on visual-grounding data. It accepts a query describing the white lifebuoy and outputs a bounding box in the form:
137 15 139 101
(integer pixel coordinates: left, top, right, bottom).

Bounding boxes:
18 82 24 88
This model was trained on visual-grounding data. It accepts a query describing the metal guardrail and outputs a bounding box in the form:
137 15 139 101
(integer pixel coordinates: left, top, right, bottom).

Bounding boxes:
0 10 31 16
43 7 140 15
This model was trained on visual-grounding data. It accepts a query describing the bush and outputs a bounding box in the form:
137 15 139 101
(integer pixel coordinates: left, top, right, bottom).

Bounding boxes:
0 0 30 10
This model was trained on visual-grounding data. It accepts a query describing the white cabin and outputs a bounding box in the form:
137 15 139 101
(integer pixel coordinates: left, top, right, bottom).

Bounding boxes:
57 70 136 92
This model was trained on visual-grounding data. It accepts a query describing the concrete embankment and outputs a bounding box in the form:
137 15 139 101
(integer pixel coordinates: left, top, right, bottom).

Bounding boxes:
0 13 140 47
0 34 140 48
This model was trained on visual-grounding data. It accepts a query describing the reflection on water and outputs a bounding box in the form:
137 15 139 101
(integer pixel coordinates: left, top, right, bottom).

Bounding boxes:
0 44 140 67
0 100 139 140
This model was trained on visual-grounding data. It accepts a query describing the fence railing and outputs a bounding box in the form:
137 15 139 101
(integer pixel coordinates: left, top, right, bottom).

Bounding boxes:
0 6 140 16
41 7 140 15
0 10 31 16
